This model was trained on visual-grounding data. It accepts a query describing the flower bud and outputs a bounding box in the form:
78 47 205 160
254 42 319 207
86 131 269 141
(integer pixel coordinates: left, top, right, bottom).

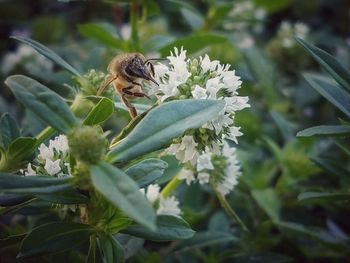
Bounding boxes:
191 58 199 67
68 126 106 164
193 76 201 84
191 66 198 75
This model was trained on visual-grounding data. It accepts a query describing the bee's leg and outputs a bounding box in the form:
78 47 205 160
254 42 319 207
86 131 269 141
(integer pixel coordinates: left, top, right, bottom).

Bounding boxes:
122 86 151 100
96 75 118 96
122 94 137 118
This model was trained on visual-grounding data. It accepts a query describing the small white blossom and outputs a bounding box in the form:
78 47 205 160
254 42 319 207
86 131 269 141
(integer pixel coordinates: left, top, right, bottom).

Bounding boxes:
44 159 61 176
198 172 210 184
295 22 309 39
191 85 207 99
200 54 219 73
157 196 181 217
224 96 250 112
146 184 161 203
197 152 214 171
38 143 54 161
211 113 234 135
206 77 222 99
226 126 243 144
49 135 69 155
165 135 199 164
178 169 195 185
220 71 242 93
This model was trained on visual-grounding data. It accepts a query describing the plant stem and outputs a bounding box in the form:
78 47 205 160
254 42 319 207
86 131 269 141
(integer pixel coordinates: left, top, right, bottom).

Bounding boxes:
130 0 140 51
35 127 56 148
214 187 250 232
161 173 183 198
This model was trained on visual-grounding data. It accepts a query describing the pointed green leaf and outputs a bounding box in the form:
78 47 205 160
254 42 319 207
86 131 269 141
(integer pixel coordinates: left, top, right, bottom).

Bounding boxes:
78 23 125 50
91 161 156 231
303 73 350 119
107 99 225 163
98 234 125 263
8 137 36 161
0 113 20 149
298 192 350 202
84 97 114 126
0 173 72 194
122 215 195 241
297 125 350 137
18 222 95 258
11 36 82 77
251 188 281 223
5 75 78 134
297 37 350 92
36 188 89 204
125 158 168 188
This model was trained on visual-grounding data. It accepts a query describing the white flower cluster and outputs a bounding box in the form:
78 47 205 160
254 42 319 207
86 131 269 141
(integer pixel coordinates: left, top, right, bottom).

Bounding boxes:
279 21 310 48
179 141 242 196
21 135 71 177
1 44 53 75
224 1 267 33
140 184 181 217
148 47 248 196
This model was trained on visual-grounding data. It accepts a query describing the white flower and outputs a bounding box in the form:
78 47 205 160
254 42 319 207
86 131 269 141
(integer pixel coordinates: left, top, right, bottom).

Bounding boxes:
198 172 210 184
154 63 169 80
220 71 242 93
44 159 61 176
226 126 243 144
206 77 222 99
224 96 250 112
49 135 69 155
200 54 219 73
197 152 214 172
145 184 161 203
216 141 242 196
295 22 309 39
178 169 195 185
23 163 36 176
211 113 234 135
157 196 181 217
282 37 293 48
38 143 54 161
191 85 207 99
165 135 199 164
167 47 191 84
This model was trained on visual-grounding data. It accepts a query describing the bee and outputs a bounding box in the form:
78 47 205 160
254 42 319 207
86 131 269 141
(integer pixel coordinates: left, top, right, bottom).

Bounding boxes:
97 53 160 118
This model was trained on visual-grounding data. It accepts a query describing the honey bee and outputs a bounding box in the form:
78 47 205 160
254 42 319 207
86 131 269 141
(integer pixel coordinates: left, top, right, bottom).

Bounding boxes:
97 53 160 118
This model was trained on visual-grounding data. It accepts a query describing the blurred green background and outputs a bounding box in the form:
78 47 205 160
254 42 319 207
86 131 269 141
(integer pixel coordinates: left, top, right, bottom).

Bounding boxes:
1 0 350 262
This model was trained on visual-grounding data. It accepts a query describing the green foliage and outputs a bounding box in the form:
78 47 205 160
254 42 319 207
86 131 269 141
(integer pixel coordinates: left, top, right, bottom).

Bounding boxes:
108 99 225 163
91 161 157 231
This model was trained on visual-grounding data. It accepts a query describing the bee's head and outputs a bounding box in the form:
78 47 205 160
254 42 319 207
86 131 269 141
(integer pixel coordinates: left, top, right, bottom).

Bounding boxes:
125 53 158 85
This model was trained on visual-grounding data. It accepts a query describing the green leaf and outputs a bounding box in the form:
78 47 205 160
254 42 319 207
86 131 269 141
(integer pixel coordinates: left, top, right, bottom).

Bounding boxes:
8 137 36 161
5 75 78 134
11 36 82 77
251 188 281 223
174 231 237 253
0 113 20 149
312 157 349 178
270 111 295 140
107 99 225 163
159 34 229 56
125 158 168 188
84 97 114 126
122 215 195 241
304 73 350 118
180 8 204 30
18 222 95 258
254 0 292 13
0 233 27 248
36 188 89 204
297 38 350 92
78 23 125 49
0 173 72 194
298 192 350 202
91 161 156 231
297 125 350 137
98 234 125 263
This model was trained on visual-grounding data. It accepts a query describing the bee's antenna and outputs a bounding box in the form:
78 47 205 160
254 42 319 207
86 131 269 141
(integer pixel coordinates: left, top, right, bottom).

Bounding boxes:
144 58 169 65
